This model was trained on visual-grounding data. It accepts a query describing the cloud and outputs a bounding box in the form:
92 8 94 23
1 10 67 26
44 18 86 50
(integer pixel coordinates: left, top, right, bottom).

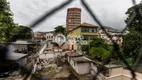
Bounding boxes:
8 0 141 32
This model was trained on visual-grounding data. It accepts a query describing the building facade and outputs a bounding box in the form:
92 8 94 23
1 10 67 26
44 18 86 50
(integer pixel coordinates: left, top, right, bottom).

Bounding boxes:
98 27 123 45
66 8 81 32
68 22 99 53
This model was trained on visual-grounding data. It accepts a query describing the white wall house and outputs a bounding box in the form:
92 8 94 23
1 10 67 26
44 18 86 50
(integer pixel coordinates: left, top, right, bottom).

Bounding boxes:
10 40 35 53
67 53 97 75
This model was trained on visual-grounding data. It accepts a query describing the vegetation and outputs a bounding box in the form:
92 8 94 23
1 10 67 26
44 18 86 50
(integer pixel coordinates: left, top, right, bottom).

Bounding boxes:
54 26 66 35
122 4 142 64
12 25 33 41
0 0 15 42
89 37 110 61
0 0 33 42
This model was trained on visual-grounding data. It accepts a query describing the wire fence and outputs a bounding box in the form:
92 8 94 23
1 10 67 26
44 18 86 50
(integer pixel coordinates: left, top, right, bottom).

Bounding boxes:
1 0 142 80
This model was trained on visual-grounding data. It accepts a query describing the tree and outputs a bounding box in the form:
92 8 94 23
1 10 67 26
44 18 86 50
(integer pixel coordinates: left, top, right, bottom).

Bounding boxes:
0 0 16 42
89 37 110 51
89 37 110 61
122 3 142 64
54 26 66 35
125 4 142 32
12 25 33 40
89 47 109 60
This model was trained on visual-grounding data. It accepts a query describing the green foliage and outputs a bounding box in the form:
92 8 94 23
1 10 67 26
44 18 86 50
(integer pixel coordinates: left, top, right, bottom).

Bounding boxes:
122 29 142 63
89 37 110 60
13 25 33 40
0 0 15 42
89 37 110 51
125 4 142 32
89 47 109 60
54 26 66 35
123 3 142 64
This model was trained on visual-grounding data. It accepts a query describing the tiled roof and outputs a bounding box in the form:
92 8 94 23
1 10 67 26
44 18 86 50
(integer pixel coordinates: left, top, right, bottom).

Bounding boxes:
68 22 98 33
80 22 97 27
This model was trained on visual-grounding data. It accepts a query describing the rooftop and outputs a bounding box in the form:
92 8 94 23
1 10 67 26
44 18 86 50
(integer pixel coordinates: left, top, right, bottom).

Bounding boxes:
68 22 98 33
12 40 35 45
7 52 28 61
67 7 81 11
80 22 98 27
72 56 91 63
67 53 83 57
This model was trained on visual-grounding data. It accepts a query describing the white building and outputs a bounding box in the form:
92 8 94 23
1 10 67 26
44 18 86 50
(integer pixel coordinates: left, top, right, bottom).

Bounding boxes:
45 31 54 41
10 40 35 53
67 53 98 75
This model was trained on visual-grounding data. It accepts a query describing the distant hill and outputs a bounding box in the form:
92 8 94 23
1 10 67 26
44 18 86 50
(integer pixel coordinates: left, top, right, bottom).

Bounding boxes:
98 26 121 33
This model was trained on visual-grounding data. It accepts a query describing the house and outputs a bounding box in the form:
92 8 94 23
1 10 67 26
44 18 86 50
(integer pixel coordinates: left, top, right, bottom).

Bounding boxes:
68 22 99 52
98 26 123 45
67 53 99 75
45 31 54 42
34 32 44 41
67 53 92 75
10 40 36 53
6 52 28 66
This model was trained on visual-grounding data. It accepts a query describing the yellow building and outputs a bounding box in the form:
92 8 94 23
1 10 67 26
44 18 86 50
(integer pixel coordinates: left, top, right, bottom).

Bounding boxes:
67 22 99 52
68 22 99 41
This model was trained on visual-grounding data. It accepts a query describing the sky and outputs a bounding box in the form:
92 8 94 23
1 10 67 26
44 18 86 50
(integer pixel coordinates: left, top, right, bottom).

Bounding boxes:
8 0 141 32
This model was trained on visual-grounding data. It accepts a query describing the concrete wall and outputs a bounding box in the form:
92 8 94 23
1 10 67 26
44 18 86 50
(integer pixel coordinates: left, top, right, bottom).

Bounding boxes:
106 67 142 80
106 76 123 80
18 58 27 66
76 62 90 75
90 63 98 75
108 67 123 77
12 44 27 51
68 56 91 75
38 43 47 55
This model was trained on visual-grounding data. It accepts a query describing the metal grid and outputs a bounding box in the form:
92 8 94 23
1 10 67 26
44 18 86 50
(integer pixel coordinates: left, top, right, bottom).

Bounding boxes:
1 0 142 80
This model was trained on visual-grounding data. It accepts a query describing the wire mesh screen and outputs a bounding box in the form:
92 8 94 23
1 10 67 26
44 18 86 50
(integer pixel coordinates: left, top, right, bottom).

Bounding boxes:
0 0 142 80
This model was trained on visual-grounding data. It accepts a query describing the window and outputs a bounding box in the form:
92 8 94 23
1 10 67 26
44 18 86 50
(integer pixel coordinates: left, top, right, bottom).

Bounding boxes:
68 19 71 22
81 27 89 32
93 28 97 32
89 28 97 32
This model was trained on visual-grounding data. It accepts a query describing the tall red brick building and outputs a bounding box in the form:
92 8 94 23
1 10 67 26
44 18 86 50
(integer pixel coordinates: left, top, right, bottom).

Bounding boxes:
66 8 81 32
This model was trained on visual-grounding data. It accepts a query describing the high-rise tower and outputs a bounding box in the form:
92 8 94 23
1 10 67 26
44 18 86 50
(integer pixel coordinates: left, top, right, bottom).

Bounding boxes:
66 8 81 32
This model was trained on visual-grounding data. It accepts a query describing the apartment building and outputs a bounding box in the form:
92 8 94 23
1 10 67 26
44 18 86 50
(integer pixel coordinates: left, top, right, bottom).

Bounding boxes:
66 8 81 32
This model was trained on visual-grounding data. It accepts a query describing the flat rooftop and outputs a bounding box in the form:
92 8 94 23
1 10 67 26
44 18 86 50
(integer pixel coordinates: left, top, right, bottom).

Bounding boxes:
7 52 28 61
72 56 91 63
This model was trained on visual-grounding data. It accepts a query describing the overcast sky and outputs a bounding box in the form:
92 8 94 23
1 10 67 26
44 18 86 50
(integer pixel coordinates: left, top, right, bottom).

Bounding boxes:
8 0 141 32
